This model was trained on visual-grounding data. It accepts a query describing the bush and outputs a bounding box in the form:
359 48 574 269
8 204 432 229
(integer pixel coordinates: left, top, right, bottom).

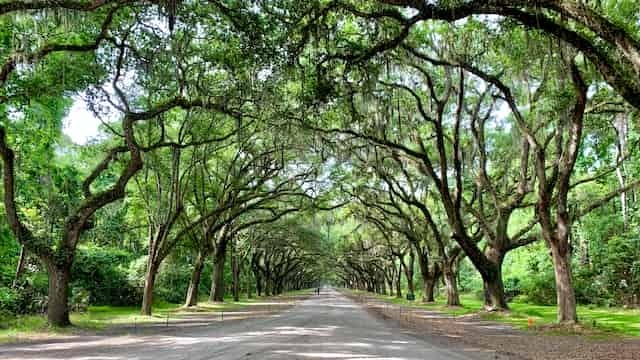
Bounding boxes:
155 258 193 304
0 226 19 287
127 255 199 305
504 277 521 301
0 284 46 315
574 267 613 307
519 270 557 305
71 245 141 306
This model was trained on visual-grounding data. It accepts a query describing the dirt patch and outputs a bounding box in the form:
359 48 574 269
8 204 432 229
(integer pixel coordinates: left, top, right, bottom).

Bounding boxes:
344 291 640 360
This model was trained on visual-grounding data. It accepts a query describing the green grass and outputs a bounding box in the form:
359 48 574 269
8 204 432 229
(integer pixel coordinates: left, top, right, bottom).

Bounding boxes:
349 289 483 316
348 289 640 337
0 302 182 343
483 302 640 337
0 290 311 343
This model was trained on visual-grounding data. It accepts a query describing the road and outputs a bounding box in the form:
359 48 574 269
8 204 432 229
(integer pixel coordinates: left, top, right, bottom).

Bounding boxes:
0 289 493 360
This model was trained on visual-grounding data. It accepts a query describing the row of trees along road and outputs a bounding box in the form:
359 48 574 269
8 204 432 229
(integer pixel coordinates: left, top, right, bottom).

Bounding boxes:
0 0 639 327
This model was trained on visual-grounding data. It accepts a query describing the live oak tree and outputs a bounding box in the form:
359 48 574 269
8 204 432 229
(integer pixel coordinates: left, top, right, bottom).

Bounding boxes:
0 1 220 326
298 0 640 110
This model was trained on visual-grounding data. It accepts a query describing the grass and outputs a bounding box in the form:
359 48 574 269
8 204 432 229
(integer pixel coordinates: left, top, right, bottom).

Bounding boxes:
0 289 311 343
483 302 640 337
349 289 483 316
348 289 640 337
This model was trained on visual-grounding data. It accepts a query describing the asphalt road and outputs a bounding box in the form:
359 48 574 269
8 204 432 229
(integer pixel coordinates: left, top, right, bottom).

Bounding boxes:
0 289 490 360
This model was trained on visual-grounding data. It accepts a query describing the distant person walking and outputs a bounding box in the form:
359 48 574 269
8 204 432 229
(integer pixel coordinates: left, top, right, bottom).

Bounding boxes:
316 287 320 295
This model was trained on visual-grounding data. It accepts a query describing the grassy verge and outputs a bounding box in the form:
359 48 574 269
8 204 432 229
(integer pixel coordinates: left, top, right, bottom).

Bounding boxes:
483 302 640 337
348 289 483 316
0 289 311 343
347 289 640 337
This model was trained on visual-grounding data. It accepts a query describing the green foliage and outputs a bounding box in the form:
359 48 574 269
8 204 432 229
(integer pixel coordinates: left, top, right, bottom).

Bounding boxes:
0 224 18 287
0 285 46 315
71 245 140 306
154 257 195 304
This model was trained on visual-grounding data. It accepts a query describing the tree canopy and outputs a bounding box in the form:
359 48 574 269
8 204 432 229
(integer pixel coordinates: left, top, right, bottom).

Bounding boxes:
0 0 639 328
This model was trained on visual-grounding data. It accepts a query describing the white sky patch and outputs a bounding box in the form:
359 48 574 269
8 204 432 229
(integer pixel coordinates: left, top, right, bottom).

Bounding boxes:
63 97 102 145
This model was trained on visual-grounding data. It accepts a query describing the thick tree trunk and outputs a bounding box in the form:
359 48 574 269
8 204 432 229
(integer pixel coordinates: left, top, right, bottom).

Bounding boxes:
482 248 508 310
255 272 263 297
395 265 402 298
551 244 578 323
416 250 438 303
46 262 71 327
443 266 460 306
483 273 508 311
264 276 272 297
141 262 159 316
209 249 226 302
185 252 205 307
403 252 415 296
422 277 436 303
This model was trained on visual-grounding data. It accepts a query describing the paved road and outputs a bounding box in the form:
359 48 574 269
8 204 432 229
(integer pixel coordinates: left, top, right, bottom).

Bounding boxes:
0 289 490 360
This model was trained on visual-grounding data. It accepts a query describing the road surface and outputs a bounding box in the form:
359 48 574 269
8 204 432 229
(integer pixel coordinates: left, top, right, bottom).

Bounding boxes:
0 289 495 360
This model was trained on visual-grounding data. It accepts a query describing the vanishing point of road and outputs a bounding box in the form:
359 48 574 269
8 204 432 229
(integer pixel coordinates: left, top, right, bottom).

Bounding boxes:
0 289 500 360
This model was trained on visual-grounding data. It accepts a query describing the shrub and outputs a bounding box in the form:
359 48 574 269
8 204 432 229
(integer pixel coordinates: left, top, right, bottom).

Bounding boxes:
519 270 557 305
0 284 46 315
504 277 521 301
71 245 141 306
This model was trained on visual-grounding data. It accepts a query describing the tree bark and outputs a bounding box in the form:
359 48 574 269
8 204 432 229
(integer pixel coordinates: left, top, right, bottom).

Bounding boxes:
231 251 240 302
141 261 159 316
255 271 263 297
443 265 460 306
185 251 205 307
395 263 402 298
483 272 508 311
264 277 272 296
415 248 439 303
614 113 629 230
406 251 415 296
246 269 252 299
46 262 72 327
551 243 578 323
209 247 226 302
482 247 508 310
12 244 26 288
422 276 437 303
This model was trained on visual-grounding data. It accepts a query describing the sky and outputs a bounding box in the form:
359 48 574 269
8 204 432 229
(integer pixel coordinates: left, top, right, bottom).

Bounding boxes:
62 97 103 144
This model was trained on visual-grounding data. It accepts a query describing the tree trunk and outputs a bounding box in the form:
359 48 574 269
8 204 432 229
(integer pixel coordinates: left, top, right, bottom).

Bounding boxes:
482 248 508 310
443 266 460 306
255 272 263 297
402 251 415 296
46 262 71 327
246 271 252 299
416 250 438 303
185 251 205 307
12 245 26 288
141 261 159 316
231 253 240 302
209 239 229 302
209 248 226 302
551 244 578 323
614 113 629 230
395 265 402 298
422 276 436 303
264 276 272 297
483 272 508 311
